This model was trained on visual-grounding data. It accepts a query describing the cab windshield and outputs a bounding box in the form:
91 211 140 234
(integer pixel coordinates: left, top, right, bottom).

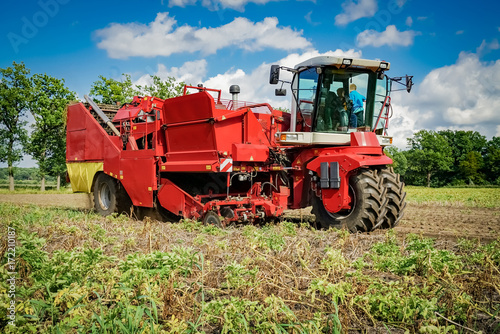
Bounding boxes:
294 67 387 133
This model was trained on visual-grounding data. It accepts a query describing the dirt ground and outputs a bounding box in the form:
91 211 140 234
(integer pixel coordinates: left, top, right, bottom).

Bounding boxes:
1 193 499 241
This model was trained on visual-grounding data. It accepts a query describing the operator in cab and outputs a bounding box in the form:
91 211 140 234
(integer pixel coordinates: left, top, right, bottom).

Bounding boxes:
349 83 366 128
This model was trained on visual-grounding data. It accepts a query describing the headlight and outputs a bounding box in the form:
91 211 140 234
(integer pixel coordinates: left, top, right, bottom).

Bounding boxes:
381 137 393 145
279 134 298 141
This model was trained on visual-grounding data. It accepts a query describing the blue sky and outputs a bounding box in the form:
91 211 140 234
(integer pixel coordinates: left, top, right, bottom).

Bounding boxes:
2 0 500 167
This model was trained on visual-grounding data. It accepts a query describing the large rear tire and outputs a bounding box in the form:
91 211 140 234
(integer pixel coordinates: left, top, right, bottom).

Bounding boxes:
373 167 406 230
312 168 384 232
94 173 132 216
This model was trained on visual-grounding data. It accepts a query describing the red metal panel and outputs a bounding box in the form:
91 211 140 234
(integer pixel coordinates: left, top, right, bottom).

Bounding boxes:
120 158 155 207
103 137 121 182
113 106 142 122
213 117 243 154
350 131 381 147
244 111 272 146
232 143 269 162
66 129 86 161
157 179 204 218
166 123 217 153
162 91 215 124
84 113 106 160
161 160 218 172
66 103 87 131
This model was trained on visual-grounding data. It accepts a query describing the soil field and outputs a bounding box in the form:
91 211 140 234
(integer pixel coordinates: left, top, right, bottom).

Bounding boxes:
1 193 498 240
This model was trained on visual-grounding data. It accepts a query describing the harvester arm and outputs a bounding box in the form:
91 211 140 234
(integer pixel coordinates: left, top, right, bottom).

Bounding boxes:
84 95 120 136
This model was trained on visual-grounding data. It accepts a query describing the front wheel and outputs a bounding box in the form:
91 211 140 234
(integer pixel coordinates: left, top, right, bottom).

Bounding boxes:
312 168 384 232
93 173 131 216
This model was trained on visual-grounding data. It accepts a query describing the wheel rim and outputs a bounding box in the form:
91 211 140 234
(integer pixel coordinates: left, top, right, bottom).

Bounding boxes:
99 183 111 210
203 211 222 227
324 184 356 220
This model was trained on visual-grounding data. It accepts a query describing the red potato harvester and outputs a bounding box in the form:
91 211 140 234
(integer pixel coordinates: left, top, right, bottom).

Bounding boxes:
66 56 412 231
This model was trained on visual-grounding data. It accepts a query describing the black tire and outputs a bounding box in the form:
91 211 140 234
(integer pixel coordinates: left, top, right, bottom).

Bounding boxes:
93 173 132 216
373 167 406 230
203 211 222 228
312 168 384 232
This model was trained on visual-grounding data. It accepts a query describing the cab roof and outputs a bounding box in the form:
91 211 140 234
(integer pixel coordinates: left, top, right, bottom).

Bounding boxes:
294 56 390 72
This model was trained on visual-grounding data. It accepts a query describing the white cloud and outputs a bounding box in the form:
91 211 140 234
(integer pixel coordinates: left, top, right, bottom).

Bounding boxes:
334 0 378 26
135 59 208 87
405 16 412 27
456 30 464 35
168 0 281 11
95 13 311 59
391 52 500 147
356 25 420 47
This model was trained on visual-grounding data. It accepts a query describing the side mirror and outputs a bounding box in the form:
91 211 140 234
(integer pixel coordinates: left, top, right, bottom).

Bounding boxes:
406 75 413 93
275 89 286 96
269 65 280 85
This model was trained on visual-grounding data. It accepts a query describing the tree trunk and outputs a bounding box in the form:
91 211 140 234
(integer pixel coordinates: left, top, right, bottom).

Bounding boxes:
426 171 432 187
57 174 61 191
41 176 45 192
8 165 14 191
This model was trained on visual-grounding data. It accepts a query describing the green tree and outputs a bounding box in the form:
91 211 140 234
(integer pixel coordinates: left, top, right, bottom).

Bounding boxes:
90 74 135 104
459 151 484 185
28 73 76 191
0 62 31 191
406 130 453 187
135 75 185 99
384 146 408 176
438 130 487 184
484 137 500 185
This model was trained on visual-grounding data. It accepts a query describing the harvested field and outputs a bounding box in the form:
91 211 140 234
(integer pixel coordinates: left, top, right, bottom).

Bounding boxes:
1 192 498 240
1 188 499 333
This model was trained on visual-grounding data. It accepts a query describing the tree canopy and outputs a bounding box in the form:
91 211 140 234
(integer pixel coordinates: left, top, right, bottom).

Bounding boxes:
396 130 499 187
0 62 31 190
27 73 76 190
90 74 185 104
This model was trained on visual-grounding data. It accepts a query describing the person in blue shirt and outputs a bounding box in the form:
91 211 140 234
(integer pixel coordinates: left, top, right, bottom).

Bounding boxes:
349 83 366 128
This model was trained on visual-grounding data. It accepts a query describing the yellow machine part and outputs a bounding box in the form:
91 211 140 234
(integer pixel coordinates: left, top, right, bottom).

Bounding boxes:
66 162 103 193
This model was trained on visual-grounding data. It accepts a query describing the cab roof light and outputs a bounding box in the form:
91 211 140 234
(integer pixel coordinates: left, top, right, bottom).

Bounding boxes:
341 58 352 68
378 62 389 70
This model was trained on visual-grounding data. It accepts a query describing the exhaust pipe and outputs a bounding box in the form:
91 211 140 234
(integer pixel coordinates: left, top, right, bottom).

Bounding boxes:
229 85 240 110
84 95 120 136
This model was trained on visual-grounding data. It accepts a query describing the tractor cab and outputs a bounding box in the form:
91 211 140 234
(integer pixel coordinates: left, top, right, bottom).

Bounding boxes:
270 56 395 146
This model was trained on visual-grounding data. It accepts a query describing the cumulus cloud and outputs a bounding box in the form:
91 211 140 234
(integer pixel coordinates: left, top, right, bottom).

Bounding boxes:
356 25 420 47
168 0 281 11
95 13 311 59
334 0 378 26
135 59 208 88
391 52 500 147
